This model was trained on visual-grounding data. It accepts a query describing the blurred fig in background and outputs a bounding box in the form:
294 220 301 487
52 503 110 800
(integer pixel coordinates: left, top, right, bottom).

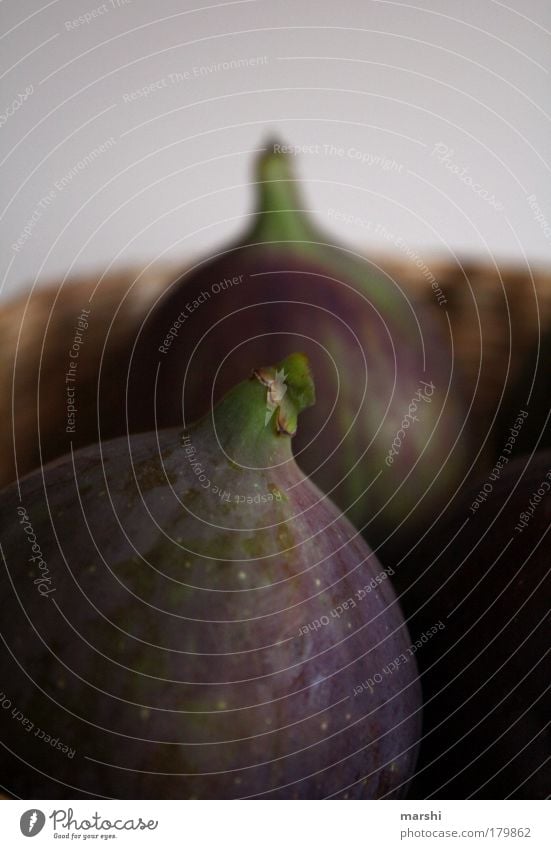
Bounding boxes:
0 355 421 799
126 143 472 564
403 451 550 799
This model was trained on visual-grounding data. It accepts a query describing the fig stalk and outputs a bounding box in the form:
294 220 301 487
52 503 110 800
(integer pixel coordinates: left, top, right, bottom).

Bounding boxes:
207 352 316 467
247 145 317 246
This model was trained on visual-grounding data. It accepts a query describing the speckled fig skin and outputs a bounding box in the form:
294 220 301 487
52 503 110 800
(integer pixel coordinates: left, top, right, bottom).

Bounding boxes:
126 145 471 560
0 355 420 799
404 451 551 799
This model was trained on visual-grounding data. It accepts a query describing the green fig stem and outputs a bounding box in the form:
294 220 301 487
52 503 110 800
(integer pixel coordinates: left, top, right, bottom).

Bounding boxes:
194 353 315 468
246 143 318 247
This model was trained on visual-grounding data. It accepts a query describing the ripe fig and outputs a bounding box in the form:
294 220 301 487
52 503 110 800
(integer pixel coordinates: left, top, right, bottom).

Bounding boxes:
126 143 471 558
403 451 550 798
0 354 421 799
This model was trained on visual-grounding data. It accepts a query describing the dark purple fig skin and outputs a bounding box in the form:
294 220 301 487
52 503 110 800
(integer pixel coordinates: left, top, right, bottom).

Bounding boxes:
123 147 471 558
402 451 550 799
0 358 421 799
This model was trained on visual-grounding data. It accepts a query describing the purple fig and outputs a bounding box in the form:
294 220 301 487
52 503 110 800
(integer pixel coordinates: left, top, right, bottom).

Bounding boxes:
0 353 420 799
404 450 550 798
125 143 471 557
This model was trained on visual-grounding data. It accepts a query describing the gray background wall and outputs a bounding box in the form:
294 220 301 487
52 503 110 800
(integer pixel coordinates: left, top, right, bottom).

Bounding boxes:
1 0 550 301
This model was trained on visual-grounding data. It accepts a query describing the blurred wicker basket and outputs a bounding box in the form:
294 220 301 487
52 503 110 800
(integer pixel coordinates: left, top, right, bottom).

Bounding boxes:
1 254 550 489
376 254 551 459
0 264 177 488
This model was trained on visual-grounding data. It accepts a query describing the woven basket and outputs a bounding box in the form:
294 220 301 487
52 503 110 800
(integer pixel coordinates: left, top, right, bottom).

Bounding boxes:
1 255 550 488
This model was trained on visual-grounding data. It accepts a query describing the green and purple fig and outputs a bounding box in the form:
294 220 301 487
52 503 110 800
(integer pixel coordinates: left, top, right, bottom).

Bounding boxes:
126 143 471 559
495 325 551 460
0 354 421 799
403 450 550 798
